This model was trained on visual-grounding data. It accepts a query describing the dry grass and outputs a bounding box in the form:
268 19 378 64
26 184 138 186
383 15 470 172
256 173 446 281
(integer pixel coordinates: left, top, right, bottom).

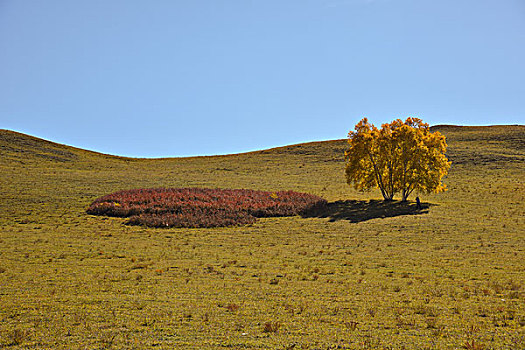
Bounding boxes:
0 126 524 349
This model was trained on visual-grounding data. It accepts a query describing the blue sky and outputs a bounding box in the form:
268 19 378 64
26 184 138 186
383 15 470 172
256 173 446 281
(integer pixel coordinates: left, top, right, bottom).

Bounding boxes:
1 0 524 157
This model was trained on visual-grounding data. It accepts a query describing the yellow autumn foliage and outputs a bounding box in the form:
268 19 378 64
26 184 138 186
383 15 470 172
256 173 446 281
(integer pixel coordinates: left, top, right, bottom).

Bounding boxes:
345 117 451 201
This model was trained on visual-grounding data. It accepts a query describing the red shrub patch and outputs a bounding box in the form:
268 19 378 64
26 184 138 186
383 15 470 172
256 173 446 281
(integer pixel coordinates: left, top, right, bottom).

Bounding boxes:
87 188 327 228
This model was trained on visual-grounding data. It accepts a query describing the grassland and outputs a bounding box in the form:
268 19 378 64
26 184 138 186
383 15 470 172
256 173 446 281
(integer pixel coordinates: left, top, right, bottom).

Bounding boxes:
0 125 523 349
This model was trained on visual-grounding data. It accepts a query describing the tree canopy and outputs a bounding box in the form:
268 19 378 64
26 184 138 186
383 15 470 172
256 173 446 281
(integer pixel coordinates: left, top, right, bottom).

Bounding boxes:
345 117 451 201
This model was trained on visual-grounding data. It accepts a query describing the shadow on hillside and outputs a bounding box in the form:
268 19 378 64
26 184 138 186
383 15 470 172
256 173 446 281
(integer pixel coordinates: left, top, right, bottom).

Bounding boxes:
303 199 432 223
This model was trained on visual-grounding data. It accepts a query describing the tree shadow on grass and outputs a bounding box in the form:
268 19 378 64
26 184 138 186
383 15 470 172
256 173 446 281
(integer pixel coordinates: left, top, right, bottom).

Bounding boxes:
303 199 433 223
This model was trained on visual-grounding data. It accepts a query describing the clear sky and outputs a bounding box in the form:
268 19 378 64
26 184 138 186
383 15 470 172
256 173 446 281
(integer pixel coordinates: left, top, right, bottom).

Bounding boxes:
1 0 524 157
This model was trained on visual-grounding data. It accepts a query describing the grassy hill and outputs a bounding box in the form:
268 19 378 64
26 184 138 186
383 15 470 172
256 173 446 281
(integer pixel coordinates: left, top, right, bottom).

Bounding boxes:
0 126 524 349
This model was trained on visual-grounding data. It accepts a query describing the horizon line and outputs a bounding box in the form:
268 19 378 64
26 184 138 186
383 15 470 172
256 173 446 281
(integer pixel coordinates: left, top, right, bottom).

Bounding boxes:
2 124 523 160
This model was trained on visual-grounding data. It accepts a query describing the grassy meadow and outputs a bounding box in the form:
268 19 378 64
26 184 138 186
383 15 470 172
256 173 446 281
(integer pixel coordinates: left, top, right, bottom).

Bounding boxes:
0 125 524 349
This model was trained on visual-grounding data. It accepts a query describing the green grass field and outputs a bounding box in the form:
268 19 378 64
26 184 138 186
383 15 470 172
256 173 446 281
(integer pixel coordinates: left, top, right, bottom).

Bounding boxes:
0 125 524 349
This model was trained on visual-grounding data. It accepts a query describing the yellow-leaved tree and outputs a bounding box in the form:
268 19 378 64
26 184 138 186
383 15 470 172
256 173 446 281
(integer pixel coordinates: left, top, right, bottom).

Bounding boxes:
345 117 451 201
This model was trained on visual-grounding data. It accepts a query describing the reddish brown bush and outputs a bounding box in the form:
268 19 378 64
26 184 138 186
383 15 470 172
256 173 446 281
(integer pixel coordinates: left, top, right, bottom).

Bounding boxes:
87 188 326 228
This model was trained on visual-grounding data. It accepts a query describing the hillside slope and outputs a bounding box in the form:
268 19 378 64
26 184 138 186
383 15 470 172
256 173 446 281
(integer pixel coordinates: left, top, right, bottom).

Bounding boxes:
0 126 524 349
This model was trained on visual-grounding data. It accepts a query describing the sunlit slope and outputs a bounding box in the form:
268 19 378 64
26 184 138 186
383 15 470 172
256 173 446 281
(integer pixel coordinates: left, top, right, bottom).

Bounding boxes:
2 125 522 168
1 125 522 219
0 125 523 228
431 125 525 166
0 129 132 164
0 126 524 349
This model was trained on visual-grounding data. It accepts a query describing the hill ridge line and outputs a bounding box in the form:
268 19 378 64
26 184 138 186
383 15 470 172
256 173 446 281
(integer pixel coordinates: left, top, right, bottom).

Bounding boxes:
1 125 523 160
